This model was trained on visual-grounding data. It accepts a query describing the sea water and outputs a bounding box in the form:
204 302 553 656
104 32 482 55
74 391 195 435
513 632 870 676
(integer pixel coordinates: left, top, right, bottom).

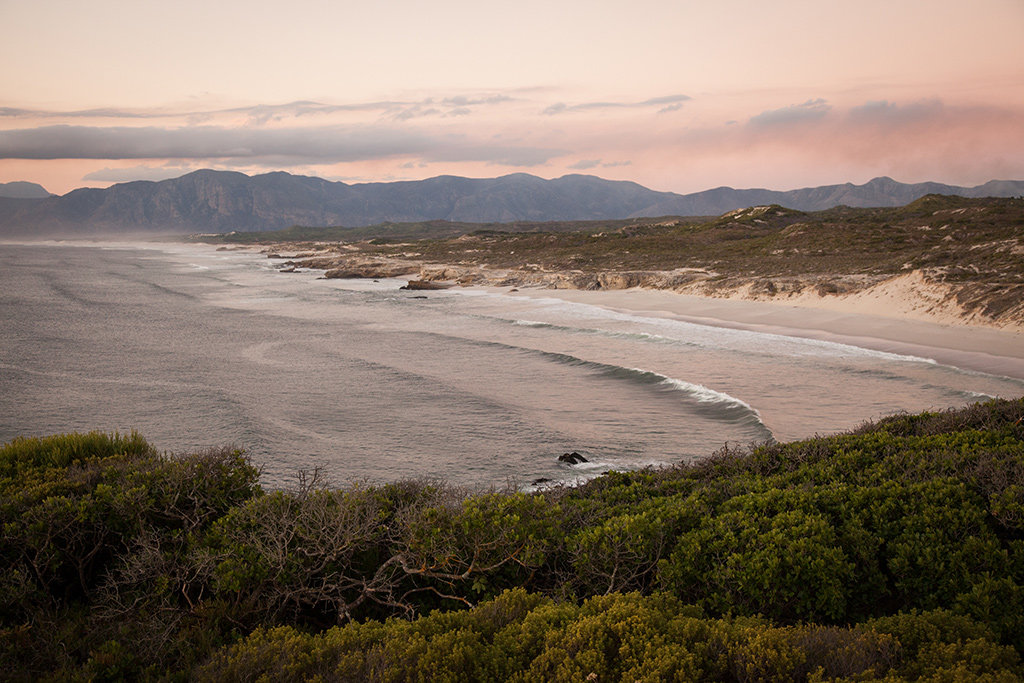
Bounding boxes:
1 242 1021 489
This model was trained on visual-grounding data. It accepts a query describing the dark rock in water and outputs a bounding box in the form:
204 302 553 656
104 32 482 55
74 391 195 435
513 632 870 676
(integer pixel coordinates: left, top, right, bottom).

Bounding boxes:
531 477 552 486
279 266 298 273
409 295 429 299
558 451 588 465
400 279 453 290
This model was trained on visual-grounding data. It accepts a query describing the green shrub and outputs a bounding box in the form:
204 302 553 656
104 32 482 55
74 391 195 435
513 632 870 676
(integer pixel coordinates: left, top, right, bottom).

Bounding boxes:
566 492 707 594
0 433 258 604
5 397 1024 679
659 503 854 621
954 577 1024 653
0 431 154 477
403 491 561 603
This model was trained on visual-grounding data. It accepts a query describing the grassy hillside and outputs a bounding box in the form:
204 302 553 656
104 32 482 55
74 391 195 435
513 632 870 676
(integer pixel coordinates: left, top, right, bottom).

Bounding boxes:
351 196 1023 281
192 215 691 244
197 195 1024 324
2 398 1024 679
197 195 1023 278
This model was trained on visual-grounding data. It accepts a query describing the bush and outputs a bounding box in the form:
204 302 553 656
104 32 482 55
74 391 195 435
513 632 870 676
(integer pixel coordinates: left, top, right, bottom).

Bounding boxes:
5 397 1024 679
201 591 902 682
566 492 707 594
659 503 854 622
0 433 258 605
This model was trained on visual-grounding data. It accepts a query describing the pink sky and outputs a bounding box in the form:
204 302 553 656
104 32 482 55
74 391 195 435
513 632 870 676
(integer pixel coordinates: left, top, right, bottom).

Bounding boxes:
1 0 1022 196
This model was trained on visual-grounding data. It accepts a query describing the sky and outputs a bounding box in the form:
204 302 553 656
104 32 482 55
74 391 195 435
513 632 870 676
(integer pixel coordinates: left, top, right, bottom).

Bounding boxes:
1 0 1022 196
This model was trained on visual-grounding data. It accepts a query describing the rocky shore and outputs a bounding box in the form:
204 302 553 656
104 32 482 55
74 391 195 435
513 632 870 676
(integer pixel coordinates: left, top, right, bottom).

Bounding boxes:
262 245 1024 333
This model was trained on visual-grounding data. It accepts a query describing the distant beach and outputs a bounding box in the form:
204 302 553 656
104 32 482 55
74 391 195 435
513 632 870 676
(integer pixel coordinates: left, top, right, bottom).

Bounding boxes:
496 285 1024 381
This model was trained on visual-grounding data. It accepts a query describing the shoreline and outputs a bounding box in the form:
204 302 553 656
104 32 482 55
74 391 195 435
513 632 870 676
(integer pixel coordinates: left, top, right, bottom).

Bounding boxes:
25 239 1022 384
486 285 1024 382
240 239 1024 382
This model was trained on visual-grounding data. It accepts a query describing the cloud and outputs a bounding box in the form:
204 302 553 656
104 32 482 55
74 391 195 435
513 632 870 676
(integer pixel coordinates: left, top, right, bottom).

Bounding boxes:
0 124 565 167
657 97 1024 191
82 164 203 183
542 102 569 116
227 99 489 124
0 106 171 120
542 94 691 115
391 105 442 121
440 95 515 107
0 93 523 126
748 98 831 126
847 98 944 125
568 159 633 170
641 95 693 107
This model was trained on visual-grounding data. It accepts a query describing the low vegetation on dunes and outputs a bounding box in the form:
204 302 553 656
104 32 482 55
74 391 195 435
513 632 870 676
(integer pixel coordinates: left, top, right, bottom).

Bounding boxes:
201 195 1024 328
3 398 1024 680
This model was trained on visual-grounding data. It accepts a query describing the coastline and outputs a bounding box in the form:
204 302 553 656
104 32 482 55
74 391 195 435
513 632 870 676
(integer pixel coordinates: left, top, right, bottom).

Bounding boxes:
240 240 1024 382
484 285 1024 381
5 239 1021 475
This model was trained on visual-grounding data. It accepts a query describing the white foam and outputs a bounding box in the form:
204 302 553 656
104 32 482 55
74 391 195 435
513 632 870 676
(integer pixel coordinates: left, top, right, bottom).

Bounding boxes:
633 368 759 412
463 289 941 366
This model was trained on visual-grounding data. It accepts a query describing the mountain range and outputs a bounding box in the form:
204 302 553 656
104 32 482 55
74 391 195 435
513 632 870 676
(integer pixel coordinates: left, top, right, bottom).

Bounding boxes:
0 170 1021 236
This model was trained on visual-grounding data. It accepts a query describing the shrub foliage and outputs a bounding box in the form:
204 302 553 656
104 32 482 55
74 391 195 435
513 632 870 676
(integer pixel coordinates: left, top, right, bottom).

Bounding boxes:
2 398 1024 680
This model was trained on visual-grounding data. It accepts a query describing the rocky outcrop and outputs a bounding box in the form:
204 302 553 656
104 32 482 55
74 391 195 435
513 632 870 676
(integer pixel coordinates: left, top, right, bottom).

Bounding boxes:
558 452 589 465
285 253 419 279
262 248 1021 330
400 280 453 290
418 266 486 285
324 261 420 279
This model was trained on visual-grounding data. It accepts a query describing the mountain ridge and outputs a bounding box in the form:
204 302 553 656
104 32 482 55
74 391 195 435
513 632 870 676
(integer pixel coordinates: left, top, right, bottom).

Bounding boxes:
0 170 1021 236
0 180 52 199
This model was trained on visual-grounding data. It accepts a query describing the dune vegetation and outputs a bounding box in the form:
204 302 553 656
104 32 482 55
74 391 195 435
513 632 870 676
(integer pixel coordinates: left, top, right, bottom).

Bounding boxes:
199 195 1024 328
2 398 1024 680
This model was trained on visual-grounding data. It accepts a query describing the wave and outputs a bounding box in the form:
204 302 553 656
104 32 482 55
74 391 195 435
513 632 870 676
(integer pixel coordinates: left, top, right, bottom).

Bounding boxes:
503 312 1024 391
524 457 672 492
513 346 774 439
386 323 774 440
511 319 554 329
508 317 689 346
471 294 941 366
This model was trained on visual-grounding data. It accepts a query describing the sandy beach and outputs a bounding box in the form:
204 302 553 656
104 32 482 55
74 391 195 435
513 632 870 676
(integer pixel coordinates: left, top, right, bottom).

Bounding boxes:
499 286 1024 381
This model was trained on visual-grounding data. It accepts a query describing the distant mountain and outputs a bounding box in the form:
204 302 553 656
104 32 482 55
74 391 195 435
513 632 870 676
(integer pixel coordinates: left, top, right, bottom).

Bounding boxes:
635 177 1024 217
0 170 1021 236
0 181 52 199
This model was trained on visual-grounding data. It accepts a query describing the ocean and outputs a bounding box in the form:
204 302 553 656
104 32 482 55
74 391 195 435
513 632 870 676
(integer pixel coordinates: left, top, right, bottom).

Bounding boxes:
2 241 1021 490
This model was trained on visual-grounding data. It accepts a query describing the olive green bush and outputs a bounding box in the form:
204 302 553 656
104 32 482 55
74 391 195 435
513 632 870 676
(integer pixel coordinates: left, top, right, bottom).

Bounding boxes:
2 398 1024 680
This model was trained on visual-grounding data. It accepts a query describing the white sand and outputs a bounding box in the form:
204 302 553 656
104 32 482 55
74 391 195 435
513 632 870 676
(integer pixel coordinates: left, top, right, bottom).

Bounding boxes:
499 285 1024 381
730 270 1019 332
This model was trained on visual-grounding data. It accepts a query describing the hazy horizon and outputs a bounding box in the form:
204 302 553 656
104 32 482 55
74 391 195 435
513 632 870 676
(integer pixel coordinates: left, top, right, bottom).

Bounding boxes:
2 0 1023 196
10 168 1024 202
